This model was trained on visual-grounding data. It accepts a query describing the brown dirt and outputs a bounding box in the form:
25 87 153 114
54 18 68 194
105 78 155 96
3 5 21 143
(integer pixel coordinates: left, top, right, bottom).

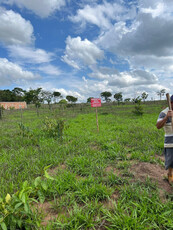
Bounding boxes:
35 201 58 226
130 162 173 195
105 166 119 175
48 164 66 176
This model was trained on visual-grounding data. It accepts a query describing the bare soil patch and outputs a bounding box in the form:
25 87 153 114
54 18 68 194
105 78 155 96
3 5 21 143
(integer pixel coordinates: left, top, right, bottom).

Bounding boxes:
35 201 58 226
48 164 66 176
105 166 120 176
130 162 173 194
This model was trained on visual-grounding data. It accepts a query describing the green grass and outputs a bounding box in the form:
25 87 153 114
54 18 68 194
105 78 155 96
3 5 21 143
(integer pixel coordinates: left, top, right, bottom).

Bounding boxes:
0 101 171 229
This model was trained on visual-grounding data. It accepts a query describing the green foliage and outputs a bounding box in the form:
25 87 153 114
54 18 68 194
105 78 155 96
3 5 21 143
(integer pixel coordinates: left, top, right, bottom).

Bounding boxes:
41 90 53 107
141 92 148 102
132 104 144 116
0 181 40 230
53 202 102 229
66 95 78 103
18 122 33 138
100 91 112 102
0 101 171 229
87 97 94 103
43 117 65 139
59 99 67 104
24 88 43 106
114 92 123 105
132 98 144 116
53 91 62 103
103 183 173 229
0 89 24 102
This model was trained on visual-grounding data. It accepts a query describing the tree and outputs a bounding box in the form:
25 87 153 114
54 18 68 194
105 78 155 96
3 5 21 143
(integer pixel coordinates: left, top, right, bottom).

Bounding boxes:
41 91 53 109
157 89 166 100
87 97 94 103
66 95 78 104
114 92 123 105
53 91 62 103
124 98 131 102
12 87 26 101
132 97 143 116
100 91 112 102
141 92 148 103
24 88 43 107
132 96 141 104
59 99 67 104
0 89 18 102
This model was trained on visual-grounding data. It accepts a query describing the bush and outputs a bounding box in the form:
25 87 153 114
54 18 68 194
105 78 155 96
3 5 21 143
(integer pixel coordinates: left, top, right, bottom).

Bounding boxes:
43 117 65 139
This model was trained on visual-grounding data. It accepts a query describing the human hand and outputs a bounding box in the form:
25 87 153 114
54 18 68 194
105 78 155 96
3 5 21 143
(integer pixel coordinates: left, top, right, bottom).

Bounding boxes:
167 110 173 118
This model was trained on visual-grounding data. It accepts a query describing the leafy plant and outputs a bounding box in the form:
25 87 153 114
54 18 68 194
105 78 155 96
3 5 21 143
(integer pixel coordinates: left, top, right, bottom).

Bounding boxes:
18 122 33 138
132 98 144 116
0 181 40 230
43 117 64 139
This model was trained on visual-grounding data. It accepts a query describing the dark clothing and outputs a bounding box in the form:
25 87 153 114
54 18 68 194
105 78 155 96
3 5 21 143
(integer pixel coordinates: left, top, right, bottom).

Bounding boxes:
164 148 173 170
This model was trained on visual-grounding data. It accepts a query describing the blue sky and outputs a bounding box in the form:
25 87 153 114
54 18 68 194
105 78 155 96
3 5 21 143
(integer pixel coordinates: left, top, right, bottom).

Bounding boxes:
0 0 173 102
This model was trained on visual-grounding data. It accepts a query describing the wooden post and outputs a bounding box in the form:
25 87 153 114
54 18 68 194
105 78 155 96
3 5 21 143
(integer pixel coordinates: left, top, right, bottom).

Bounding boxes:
166 93 173 129
96 107 99 132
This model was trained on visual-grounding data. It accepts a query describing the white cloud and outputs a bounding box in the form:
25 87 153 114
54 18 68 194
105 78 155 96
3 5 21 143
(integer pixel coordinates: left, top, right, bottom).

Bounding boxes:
0 58 40 86
89 67 158 88
8 45 54 64
3 0 66 17
95 0 173 79
140 2 165 18
62 36 104 69
69 1 136 30
38 64 61 76
0 7 34 45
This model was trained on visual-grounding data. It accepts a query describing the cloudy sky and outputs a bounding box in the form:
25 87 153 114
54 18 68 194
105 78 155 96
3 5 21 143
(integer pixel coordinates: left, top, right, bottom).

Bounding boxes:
0 0 172 102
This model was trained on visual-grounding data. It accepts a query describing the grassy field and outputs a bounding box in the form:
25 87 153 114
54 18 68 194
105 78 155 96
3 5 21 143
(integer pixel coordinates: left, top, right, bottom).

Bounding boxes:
0 101 173 229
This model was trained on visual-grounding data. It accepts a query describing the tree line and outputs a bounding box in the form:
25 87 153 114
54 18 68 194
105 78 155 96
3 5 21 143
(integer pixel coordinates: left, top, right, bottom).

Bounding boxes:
88 89 166 104
0 87 166 106
0 88 77 107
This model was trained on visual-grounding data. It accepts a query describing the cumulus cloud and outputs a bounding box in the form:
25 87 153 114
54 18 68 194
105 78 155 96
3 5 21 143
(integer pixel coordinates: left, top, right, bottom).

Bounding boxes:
95 0 173 77
69 1 136 30
117 14 173 57
0 58 40 86
2 0 66 18
62 36 104 69
8 45 54 64
0 7 34 45
89 67 158 88
108 70 158 87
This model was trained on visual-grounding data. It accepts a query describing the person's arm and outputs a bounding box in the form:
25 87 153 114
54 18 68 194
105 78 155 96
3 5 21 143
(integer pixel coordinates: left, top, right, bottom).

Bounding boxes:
156 110 173 129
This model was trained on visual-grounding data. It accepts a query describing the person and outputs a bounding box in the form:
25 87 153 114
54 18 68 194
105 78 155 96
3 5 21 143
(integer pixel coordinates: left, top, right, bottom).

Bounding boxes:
156 95 173 184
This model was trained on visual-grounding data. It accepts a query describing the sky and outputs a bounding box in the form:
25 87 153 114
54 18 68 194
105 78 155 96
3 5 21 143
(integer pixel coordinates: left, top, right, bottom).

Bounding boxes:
0 0 173 102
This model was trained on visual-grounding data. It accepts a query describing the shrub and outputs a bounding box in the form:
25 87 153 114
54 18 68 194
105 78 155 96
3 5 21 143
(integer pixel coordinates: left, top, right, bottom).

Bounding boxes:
43 117 65 139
